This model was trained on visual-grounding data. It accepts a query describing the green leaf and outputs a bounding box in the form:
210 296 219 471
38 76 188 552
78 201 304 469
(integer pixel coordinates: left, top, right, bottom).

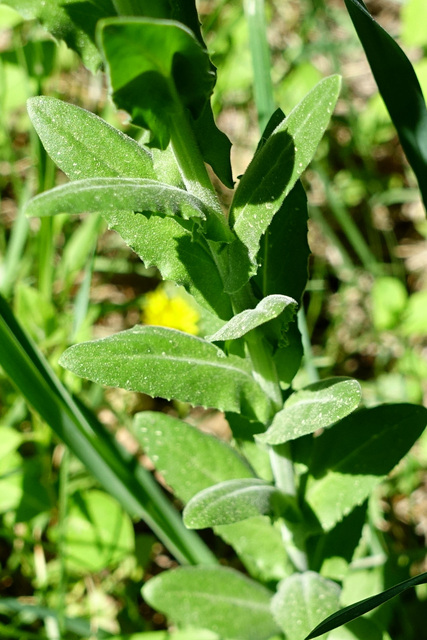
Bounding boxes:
254 180 310 305
229 75 341 265
215 517 293 584
27 96 155 180
27 96 232 320
98 17 233 185
60 326 271 421
256 377 362 445
205 294 297 342
142 566 280 640
344 0 427 210
272 571 341 640
52 490 134 573
305 571 427 640
25 177 208 220
134 412 291 583
133 411 255 504
1 0 116 71
306 404 427 530
183 478 288 528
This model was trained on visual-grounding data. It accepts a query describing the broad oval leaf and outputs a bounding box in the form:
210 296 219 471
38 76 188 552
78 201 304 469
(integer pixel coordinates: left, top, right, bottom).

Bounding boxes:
306 403 427 530
272 571 341 640
25 177 207 220
229 75 341 265
133 411 255 504
183 478 285 528
257 377 361 445
60 326 271 421
305 571 427 640
27 96 155 180
205 294 297 342
142 566 280 640
344 0 427 211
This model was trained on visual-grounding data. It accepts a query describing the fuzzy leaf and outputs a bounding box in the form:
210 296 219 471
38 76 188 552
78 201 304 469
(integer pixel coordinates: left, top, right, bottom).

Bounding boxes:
272 572 341 640
229 75 341 266
25 177 207 220
27 96 155 180
142 566 280 640
215 517 292 584
205 294 297 342
306 571 427 639
134 412 290 583
27 96 232 320
183 479 289 528
60 326 271 421
133 411 255 504
306 404 427 530
98 17 233 185
256 377 362 445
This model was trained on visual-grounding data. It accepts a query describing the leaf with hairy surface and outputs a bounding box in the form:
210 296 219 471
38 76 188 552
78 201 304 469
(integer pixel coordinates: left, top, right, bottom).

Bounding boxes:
60 326 271 421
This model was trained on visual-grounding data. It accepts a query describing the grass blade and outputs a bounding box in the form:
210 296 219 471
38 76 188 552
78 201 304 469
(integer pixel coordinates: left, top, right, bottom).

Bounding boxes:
0 293 216 566
305 570 427 639
344 0 427 210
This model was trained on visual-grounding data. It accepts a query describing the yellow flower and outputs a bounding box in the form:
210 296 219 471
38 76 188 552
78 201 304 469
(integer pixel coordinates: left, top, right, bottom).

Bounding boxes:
142 286 200 335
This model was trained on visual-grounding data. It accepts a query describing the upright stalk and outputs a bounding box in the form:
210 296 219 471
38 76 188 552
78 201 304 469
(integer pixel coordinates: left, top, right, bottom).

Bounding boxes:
243 0 309 571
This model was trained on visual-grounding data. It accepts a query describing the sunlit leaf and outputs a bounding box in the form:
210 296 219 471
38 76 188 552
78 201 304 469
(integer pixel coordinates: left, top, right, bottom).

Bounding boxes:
183 478 290 528
205 294 297 342
256 378 361 445
60 326 271 421
25 177 208 220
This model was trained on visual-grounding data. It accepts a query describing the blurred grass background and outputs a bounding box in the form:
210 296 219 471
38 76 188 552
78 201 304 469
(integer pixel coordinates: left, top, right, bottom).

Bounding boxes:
0 0 427 638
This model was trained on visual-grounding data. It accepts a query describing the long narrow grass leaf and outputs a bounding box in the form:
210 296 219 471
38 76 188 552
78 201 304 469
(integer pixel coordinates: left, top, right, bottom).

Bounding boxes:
0 294 216 566
305 571 427 639
344 0 427 210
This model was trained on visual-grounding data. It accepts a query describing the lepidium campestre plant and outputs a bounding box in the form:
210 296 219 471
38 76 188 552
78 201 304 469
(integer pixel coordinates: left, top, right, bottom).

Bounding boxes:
9 0 427 638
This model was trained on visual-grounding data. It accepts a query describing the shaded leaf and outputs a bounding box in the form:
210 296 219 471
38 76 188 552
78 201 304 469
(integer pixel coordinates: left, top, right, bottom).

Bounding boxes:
25 177 208 220
305 571 427 639
134 412 290 583
256 377 362 445
216 516 293 584
205 294 297 342
272 571 341 640
306 404 427 530
133 411 254 504
254 180 309 305
60 326 271 421
98 17 233 185
183 479 287 528
344 0 427 210
142 566 280 640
